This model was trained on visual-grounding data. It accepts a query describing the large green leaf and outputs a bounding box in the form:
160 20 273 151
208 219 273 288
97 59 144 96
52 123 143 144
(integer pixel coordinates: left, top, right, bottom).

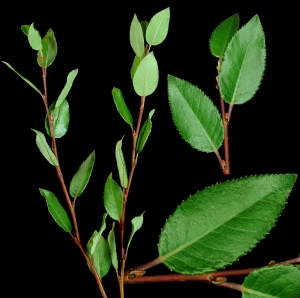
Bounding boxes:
219 15 266 105
158 174 297 275
108 223 118 271
209 13 239 58
28 23 42 51
133 52 159 97
37 29 57 67
103 173 123 221
127 212 144 250
111 88 133 126
69 151 95 198
39 188 72 232
55 69 78 109
167 75 224 152
115 137 128 188
45 99 70 138
2 62 41 93
146 7 170 46
130 14 144 59
242 265 300 298
31 129 59 166
136 109 155 153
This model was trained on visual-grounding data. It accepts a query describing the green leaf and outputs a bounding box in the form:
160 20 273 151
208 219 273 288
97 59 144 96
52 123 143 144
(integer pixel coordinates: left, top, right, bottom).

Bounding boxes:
37 29 57 67
130 14 144 59
167 75 224 152
39 188 72 232
219 15 266 105
69 151 95 198
159 174 297 275
2 62 41 93
146 7 170 46
127 212 144 250
140 20 149 40
115 137 128 188
108 223 118 271
133 52 159 97
130 52 146 79
136 109 155 153
90 213 108 255
45 99 70 138
112 87 134 126
209 13 239 58
21 25 30 36
87 234 111 278
31 129 59 166
104 173 123 221
242 265 300 298
55 69 78 110
28 23 42 51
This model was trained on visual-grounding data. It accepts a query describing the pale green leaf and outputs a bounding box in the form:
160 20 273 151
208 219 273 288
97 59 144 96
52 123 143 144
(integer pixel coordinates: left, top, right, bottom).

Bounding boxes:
37 29 57 67
146 7 170 46
108 223 118 271
104 173 123 221
130 14 144 59
219 15 266 105
69 151 95 198
130 51 146 79
55 69 78 109
39 188 72 232
127 212 144 249
28 23 42 51
112 87 133 126
242 265 300 298
167 75 224 152
133 52 159 97
21 25 30 36
91 213 108 255
136 109 155 153
209 13 239 58
45 99 70 138
2 61 41 93
115 137 128 188
31 129 59 166
159 174 297 274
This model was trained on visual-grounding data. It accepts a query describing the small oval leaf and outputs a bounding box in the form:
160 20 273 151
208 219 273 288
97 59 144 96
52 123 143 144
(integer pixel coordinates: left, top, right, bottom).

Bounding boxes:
127 212 145 250
115 137 128 188
130 14 144 59
45 98 70 138
112 88 134 126
146 7 170 46
39 188 72 232
69 151 95 198
136 109 155 153
21 25 30 36
28 23 42 51
168 75 224 152
219 15 266 105
31 129 59 166
159 174 297 275
108 223 118 271
37 29 57 67
133 52 159 97
104 173 123 221
242 265 300 298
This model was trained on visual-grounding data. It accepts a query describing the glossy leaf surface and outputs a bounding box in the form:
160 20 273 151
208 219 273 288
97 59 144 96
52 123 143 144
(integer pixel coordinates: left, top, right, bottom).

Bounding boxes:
159 174 297 274
168 75 224 152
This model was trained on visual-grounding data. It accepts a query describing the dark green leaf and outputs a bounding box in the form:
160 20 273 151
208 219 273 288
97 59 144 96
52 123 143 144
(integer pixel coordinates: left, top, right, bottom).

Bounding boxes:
130 14 144 59
2 62 41 93
219 15 266 105
28 23 42 51
104 173 123 221
115 137 128 188
31 129 59 166
209 14 239 58
167 75 224 152
136 109 155 153
69 151 95 198
133 52 159 97
37 29 57 67
39 188 72 232
55 69 78 109
141 20 149 40
108 223 118 271
45 99 70 138
21 25 30 36
146 7 170 46
112 87 133 126
242 265 300 298
127 212 144 249
159 174 297 274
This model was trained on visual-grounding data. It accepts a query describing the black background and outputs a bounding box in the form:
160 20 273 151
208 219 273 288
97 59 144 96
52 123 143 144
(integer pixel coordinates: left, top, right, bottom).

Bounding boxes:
2 2 299 297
